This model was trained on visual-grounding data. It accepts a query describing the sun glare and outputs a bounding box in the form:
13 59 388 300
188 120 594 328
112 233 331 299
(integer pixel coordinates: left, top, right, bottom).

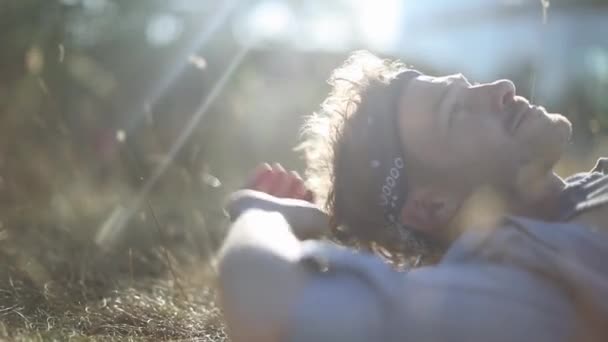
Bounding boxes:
352 0 402 52
246 1 293 39
146 14 184 46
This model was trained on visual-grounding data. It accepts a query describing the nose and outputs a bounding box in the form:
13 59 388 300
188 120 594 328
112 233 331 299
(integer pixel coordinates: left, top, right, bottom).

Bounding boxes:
470 80 515 113
488 79 516 111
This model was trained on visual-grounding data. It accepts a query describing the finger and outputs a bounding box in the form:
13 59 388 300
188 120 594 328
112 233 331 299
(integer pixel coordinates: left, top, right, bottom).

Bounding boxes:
287 171 307 199
256 168 280 193
246 163 272 189
268 163 289 197
286 171 315 202
272 163 286 173
276 170 303 198
292 182 308 201
269 168 292 197
289 170 302 180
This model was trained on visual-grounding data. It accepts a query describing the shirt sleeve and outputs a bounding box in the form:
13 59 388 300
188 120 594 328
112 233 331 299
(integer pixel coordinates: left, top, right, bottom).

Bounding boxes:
288 268 387 342
287 241 399 342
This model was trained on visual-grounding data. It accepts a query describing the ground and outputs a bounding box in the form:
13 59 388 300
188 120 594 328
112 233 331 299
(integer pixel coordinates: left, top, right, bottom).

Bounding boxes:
1 267 228 341
0 214 230 341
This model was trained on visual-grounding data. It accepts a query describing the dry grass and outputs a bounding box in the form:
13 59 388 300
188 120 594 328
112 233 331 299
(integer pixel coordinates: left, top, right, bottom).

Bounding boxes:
0 206 230 341
0 265 228 341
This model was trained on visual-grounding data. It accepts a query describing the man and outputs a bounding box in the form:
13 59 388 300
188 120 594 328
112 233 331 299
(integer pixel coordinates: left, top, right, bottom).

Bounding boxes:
295 50 606 262
216 51 608 341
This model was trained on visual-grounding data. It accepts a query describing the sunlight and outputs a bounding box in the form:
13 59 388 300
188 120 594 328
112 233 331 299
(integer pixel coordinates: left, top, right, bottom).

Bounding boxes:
245 1 293 39
307 14 351 51
146 14 184 46
351 0 403 52
124 0 239 132
233 0 403 52
585 47 608 82
114 42 255 236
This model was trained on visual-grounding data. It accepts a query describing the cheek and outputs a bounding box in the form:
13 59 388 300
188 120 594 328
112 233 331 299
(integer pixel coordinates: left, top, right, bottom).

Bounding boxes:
517 114 570 163
448 118 512 164
401 112 515 172
402 121 452 169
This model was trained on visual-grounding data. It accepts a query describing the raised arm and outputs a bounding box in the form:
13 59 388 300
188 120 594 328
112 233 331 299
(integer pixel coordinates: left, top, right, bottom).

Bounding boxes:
216 165 384 342
216 208 308 342
218 192 385 342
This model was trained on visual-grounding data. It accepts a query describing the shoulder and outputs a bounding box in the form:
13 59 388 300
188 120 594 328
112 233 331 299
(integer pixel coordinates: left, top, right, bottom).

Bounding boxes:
443 216 608 294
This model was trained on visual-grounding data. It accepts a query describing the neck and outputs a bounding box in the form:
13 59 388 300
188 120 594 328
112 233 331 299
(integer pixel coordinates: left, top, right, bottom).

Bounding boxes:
446 168 566 241
508 169 566 221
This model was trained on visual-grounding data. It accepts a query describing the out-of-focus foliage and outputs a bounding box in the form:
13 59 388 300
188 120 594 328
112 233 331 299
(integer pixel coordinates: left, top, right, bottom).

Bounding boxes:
0 0 340 339
0 0 607 339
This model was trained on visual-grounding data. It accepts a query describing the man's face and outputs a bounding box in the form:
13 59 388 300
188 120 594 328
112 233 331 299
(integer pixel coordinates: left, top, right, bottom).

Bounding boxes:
397 73 572 188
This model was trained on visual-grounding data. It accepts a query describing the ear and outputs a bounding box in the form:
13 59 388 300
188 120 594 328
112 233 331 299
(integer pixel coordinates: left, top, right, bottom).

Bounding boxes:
400 187 463 235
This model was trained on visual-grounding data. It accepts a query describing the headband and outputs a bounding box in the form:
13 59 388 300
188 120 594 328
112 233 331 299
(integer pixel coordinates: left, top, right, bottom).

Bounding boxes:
367 70 421 229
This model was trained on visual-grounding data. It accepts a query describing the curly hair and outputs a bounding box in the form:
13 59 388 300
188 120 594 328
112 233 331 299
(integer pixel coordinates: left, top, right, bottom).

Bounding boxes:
298 51 440 265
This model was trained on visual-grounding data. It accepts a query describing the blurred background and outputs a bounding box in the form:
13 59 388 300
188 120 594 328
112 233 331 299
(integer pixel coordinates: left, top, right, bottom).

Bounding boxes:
1 0 608 339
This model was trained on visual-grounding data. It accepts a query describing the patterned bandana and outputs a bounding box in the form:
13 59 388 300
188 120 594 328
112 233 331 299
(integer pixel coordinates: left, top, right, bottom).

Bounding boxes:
367 70 421 230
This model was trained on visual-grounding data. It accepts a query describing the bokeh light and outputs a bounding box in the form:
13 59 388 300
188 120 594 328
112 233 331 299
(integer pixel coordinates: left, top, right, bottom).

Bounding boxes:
352 0 403 52
146 14 184 46
245 0 293 40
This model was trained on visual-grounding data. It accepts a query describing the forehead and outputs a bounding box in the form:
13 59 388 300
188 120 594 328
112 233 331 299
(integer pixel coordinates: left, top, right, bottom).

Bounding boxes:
399 73 464 108
407 73 458 91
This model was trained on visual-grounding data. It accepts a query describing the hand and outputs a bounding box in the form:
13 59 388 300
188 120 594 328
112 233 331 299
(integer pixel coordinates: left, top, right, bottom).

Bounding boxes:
246 163 314 203
226 163 328 239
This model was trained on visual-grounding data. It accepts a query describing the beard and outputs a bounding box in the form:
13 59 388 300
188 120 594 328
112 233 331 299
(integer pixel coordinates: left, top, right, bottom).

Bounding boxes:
451 111 572 232
505 111 572 214
518 111 572 169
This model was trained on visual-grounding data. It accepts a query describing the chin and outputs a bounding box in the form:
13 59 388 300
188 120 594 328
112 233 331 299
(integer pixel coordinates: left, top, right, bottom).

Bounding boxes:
520 112 571 167
549 113 572 144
